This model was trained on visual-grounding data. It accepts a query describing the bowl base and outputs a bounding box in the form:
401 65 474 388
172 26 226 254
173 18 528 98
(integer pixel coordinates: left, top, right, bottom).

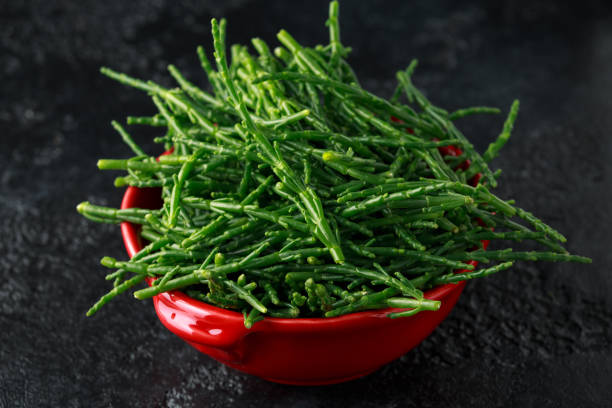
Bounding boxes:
259 367 381 386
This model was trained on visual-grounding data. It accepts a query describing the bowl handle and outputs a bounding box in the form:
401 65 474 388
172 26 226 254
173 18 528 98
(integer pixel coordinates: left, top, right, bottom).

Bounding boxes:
153 292 253 350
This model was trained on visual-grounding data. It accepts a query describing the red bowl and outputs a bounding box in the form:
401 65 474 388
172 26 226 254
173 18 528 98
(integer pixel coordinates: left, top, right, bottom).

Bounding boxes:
119 147 486 385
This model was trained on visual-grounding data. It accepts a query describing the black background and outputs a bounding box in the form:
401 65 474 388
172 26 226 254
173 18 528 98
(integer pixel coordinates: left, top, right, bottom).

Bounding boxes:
2 0 612 406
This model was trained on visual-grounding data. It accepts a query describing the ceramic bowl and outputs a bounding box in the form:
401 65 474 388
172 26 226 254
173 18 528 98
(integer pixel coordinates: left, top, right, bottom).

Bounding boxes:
119 146 484 385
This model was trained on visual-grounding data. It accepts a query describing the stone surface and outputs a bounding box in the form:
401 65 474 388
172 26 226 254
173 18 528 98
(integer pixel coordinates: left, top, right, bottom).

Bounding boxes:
1 0 611 406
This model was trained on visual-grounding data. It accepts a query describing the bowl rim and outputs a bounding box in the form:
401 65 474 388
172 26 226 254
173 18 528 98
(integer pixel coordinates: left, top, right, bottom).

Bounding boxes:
120 185 479 328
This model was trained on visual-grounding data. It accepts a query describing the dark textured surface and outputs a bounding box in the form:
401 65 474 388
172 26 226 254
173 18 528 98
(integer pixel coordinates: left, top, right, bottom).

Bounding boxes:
1 0 612 406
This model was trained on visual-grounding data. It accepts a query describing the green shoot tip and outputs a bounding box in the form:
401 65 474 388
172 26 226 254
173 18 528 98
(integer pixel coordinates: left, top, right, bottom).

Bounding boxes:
100 256 117 268
76 201 89 214
113 177 127 188
322 151 336 161
214 252 226 266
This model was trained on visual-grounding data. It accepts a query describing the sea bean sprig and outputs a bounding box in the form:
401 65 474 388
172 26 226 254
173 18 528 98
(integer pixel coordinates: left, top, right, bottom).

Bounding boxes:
77 1 590 327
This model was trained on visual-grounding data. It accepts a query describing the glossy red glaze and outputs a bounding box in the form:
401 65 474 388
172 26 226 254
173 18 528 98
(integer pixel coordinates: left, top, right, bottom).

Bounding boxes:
119 148 486 385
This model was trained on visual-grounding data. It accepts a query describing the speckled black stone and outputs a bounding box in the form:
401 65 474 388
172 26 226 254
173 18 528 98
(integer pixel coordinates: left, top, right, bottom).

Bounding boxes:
2 0 612 406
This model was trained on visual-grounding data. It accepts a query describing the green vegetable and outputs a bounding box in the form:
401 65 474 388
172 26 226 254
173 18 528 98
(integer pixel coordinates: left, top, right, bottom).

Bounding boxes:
78 1 590 327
